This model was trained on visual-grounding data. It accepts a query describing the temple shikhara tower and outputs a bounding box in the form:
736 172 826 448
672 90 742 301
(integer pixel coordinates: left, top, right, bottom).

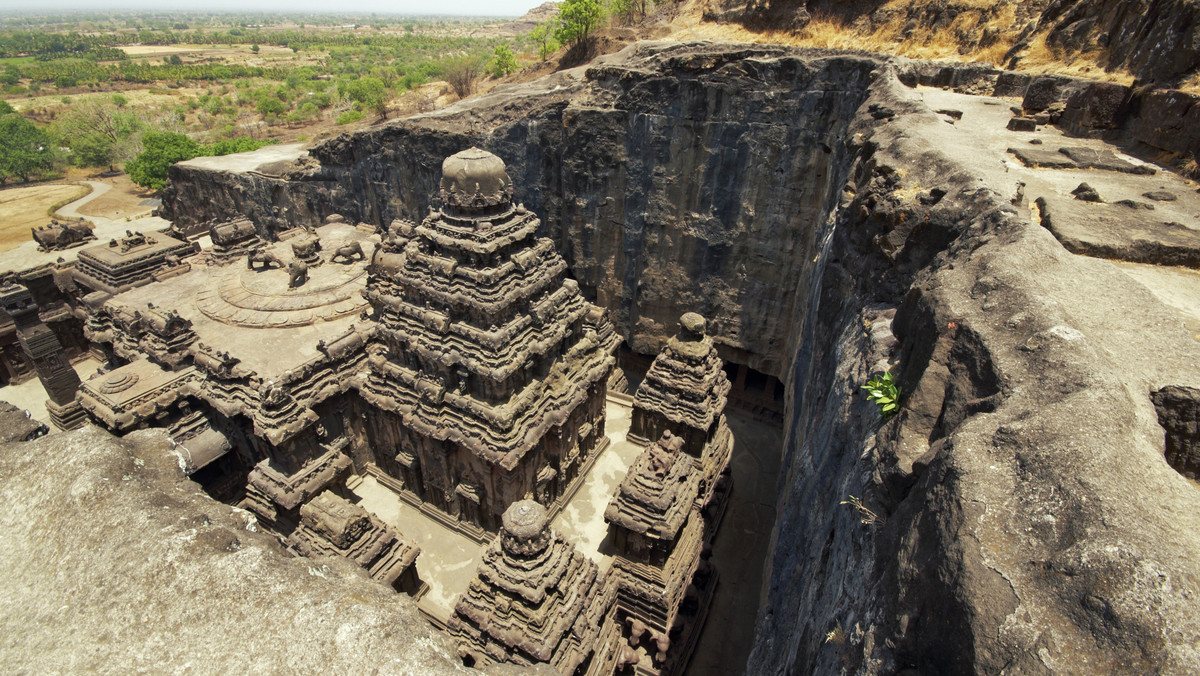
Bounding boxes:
59 147 732 675
360 147 619 534
448 500 621 672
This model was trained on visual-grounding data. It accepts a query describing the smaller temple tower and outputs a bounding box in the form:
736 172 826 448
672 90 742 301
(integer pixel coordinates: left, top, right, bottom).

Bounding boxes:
447 500 622 673
603 313 734 675
0 280 85 430
628 312 733 517
604 430 709 674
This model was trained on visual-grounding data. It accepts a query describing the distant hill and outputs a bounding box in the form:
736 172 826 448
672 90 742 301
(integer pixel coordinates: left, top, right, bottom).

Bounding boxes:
469 2 560 38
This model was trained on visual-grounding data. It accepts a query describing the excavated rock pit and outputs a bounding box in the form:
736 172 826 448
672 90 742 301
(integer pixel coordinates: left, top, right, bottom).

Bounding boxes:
7 41 1200 674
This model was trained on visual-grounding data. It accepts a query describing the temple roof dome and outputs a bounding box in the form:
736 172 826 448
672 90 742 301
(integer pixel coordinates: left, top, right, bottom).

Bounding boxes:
440 147 513 212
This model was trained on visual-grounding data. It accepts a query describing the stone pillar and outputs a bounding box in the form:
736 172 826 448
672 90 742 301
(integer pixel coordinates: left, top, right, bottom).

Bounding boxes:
0 282 85 430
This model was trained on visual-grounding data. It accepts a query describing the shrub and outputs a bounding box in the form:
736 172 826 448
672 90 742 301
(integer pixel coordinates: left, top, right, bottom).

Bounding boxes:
441 55 486 99
335 110 364 125
490 45 517 78
862 370 901 418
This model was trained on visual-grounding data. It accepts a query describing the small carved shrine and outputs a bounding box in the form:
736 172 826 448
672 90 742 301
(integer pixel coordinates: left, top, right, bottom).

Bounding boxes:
447 500 621 672
287 490 424 595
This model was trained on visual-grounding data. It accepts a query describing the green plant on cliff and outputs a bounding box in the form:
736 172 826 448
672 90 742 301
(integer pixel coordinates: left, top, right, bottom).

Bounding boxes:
862 370 900 418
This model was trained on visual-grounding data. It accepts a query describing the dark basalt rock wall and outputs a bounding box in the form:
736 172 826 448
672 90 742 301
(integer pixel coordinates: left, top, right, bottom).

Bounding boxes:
163 43 876 376
747 68 1200 674
150 42 1200 674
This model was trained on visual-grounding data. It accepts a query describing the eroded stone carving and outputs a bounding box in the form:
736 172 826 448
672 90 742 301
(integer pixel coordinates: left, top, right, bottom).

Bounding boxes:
447 500 620 671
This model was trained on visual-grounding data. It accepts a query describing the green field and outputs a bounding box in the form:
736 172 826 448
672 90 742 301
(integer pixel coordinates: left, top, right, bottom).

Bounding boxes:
0 9 560 187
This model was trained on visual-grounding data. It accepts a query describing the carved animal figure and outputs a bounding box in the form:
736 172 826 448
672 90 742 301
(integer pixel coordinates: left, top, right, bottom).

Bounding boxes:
247 249 285 270
288 259 308 288
330 241 365 264
32 220 94 251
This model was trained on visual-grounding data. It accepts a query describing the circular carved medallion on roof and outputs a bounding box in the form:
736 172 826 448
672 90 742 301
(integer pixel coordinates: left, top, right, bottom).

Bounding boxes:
195 237 372 328
98 372 140 394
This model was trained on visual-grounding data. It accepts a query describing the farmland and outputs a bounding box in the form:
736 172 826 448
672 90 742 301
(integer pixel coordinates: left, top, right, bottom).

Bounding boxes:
0 8 555 233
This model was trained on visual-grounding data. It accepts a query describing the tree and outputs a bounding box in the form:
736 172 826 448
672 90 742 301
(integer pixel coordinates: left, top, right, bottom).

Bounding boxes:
490 45 518 78
125 131 201 191
250 44 260 54
72 133 116 170
611 0 652 24
0 114 55 184
256 96 286 117
556 0 602 46
51 100 149 171
340 76 392 120
530 21 560 61
441 55 486 99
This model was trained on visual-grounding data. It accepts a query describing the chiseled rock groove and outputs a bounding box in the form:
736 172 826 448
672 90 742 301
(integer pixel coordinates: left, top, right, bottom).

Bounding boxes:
154 42 1200 673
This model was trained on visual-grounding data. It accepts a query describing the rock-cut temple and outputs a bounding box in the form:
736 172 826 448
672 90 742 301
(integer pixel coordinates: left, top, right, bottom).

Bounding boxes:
68 148 733 675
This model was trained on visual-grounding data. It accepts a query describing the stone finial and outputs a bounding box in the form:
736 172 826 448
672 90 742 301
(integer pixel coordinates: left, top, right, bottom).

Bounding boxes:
500 499 551 557
679 312 706 339
439 147 512 210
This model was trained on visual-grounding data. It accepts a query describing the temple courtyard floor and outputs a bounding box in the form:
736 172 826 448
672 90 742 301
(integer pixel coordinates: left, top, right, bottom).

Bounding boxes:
351 394 782 675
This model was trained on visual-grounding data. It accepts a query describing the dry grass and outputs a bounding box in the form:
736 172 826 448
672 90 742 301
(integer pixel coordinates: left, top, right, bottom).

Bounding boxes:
8 86 209 115
0 183 89 252
674 0 1150 88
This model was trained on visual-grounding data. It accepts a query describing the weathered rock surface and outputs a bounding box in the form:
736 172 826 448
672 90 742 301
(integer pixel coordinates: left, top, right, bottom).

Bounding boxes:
0 425 465 675
148 41 1200 675
161 43 876 376
1036 195 1200 268
748 62 1200 675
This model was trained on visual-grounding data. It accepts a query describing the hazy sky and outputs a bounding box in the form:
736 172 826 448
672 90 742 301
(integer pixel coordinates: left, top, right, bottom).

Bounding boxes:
8 0 547 17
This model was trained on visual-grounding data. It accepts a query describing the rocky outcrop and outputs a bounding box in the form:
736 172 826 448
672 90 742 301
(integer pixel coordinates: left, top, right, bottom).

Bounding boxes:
699 0 1200 86
1021 0 1200 84
150 42 1200 674
0 426 464 675
747 61 1200 675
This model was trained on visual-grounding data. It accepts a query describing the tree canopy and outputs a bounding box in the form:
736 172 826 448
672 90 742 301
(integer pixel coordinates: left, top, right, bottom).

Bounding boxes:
556 0 602 47
0 113 55 185
125 131 202 191
125 132 276 191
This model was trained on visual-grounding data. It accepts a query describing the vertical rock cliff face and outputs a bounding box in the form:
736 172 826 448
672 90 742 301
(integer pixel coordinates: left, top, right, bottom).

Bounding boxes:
157 43 1200 674
748 72 1200 674
161 43 877 376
